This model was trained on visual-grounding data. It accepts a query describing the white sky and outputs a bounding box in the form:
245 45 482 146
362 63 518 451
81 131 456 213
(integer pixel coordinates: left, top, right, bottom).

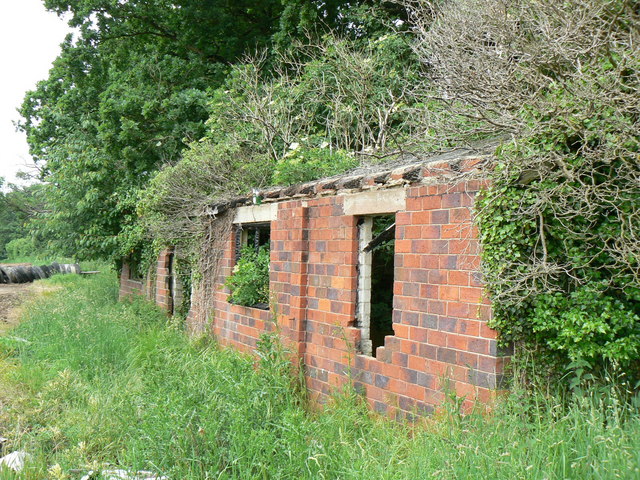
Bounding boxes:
0 0 71 188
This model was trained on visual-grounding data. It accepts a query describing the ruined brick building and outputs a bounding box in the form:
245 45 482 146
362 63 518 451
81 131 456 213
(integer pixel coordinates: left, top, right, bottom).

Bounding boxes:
120 149 509 419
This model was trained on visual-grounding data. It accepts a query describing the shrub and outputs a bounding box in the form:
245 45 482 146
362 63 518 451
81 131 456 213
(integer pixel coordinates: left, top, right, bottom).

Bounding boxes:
224 246 270 307
273 140 357 185
5 237 37 260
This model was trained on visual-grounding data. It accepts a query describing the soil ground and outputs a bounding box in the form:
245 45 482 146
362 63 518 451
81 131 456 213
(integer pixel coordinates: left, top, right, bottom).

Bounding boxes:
0 263 47 336
0 283 33 336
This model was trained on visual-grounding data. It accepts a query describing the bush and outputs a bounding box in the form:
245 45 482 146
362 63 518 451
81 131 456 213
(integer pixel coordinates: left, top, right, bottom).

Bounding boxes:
5 237 37 260
224 246 270 307
273 140 357 185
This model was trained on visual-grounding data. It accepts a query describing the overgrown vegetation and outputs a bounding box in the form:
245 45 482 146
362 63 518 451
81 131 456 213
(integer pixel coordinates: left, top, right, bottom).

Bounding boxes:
1 274 639 478
224 246 270 307
12 0 639 389
404 0 640 383
17 1 408 263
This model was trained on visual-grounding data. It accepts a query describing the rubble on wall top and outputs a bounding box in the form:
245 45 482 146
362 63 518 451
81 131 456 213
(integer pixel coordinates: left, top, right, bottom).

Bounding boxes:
207 144 496 215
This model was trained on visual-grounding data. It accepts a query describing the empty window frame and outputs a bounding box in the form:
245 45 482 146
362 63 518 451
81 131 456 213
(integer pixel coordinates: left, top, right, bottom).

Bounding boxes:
234 222 271 261
357 214 396 357
127 257 143 281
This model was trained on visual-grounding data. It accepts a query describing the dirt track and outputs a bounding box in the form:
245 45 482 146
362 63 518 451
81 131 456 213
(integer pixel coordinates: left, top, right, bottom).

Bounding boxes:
0 283 32 335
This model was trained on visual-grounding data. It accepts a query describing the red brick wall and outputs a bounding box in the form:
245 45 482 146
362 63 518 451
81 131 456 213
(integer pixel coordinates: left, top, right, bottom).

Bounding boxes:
122 173 508 419
119 248 174 314
119 262 145 299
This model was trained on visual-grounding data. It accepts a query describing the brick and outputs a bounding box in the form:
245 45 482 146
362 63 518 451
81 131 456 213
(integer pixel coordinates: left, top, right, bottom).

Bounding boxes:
375 374 390 388
442 193 462 208
437 347 458 364
411 211 431 225
431 210 450 224
447 302 471 319
422 195 442 210
460 287 483 303
447 334 468 352
480 322 498 339
457 319 480 336
440 286 460 301
421 255 440 269
422 225 441 239
448 271 470 286
428 330 447 347
429 269 447 285
438 317 457 333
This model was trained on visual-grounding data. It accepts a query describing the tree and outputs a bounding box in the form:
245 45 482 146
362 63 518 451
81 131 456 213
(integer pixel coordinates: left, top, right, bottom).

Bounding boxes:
20 0 406 262
0 178 43 259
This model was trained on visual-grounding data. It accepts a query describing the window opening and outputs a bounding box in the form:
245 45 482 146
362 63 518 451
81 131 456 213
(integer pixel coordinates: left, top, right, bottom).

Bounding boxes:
167 251 175 315
357 214 396 357
228 222 271 309
127 256 143 281
235 223 271 261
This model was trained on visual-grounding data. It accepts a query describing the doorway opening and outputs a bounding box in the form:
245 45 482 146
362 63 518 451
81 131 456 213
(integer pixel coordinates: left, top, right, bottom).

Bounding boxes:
357 214 396 357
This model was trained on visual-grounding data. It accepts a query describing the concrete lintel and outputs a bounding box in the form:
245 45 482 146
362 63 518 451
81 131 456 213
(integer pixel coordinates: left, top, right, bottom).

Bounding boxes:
233 203 278 224
342 188 406 216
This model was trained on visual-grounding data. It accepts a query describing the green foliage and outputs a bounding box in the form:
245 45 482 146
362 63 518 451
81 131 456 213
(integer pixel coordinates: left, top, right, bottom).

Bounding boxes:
5 237 37 260
273 140 358 185
140 30 422 267
224 246 270 307
477 109 640 382
459 0 640 385
22 0 397 263
0 180 43 259
1 272 639 478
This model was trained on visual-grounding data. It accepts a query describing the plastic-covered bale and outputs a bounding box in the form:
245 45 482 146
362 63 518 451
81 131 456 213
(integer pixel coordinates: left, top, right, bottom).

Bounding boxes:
0 267 8 284
6 267 33 283
51 262 62 273
31 266 46 280
58 263 81 274
40 265 52 278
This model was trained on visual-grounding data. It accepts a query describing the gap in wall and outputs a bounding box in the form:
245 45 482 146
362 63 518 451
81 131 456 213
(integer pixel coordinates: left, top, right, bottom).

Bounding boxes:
370 215 396 353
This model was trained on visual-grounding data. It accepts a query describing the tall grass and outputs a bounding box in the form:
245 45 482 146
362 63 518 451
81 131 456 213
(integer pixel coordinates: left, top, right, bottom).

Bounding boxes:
1 272 639 479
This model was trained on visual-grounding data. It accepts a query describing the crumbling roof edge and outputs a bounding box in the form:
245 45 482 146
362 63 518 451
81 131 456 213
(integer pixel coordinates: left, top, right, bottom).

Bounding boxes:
204 145 497 216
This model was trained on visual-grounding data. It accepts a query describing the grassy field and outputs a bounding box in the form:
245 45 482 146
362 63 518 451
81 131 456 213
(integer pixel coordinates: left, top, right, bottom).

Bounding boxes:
0 272 639 479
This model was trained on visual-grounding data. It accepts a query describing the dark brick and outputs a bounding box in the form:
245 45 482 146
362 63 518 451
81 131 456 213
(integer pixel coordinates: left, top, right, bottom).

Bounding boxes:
439 317 457 333
416 372 435 388
437 347 458 364
416 402 435 416
431 210 450 224
421 314 438 329
394 352 409 367
419 344 438 359
358 370 374 384
374 401 388 413
375 374 390 388
403 311 420 326
353 382 366 395
468 369 500 389
398 395 416 412
404 368 418 384
333 362 348 375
